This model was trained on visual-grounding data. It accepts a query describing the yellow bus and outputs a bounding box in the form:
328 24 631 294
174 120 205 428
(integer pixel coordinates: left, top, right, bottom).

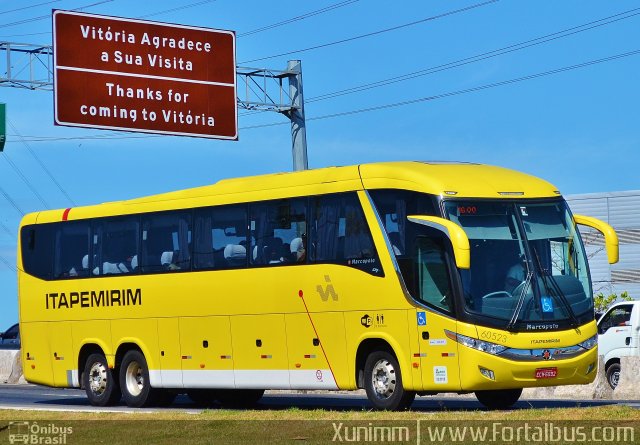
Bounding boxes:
17 161 618 410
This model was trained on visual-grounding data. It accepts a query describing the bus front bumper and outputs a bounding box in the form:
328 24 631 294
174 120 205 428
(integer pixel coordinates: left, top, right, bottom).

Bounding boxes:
458 345 598 391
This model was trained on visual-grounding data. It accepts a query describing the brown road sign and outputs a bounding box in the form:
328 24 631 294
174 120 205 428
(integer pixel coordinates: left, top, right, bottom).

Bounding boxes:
53 10 237 140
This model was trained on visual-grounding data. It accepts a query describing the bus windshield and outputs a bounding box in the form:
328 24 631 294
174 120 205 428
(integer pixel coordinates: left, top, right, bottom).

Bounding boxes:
443 200 593 329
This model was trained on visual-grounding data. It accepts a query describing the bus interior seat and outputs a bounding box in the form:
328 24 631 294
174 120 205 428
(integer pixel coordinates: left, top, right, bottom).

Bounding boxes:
290 237 304 262
160 251 173 266
252 237 284 265
224 244 246 267
77 254 90 277
263 237 285 264
102 262 123 274
161 251 183 270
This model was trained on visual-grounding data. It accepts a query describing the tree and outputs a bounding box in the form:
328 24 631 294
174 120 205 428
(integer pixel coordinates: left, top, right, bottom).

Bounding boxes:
594 291 633 316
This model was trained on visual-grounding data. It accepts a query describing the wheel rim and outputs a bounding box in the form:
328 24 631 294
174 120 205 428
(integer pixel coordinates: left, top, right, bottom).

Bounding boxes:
610 370 620 388
371 358 396 399
88 361 108 396
125 361 144 397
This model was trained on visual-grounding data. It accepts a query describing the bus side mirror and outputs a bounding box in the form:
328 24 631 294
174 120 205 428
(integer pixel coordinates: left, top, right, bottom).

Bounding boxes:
574 214 619 264
407 215 470 269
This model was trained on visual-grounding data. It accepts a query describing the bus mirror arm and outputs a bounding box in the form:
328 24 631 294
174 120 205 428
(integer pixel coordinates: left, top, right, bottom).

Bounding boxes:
407 215 470 269
573 214 619 264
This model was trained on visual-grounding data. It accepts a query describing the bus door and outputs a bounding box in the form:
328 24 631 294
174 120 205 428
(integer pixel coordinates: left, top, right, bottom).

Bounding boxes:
411 236 461 391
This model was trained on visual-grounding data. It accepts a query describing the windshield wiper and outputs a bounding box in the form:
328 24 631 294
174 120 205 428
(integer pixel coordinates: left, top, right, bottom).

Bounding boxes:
532 248 580 329
505 269 534 332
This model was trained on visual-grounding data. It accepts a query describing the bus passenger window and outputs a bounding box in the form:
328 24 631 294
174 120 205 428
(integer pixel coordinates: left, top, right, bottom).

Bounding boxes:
249 199 307 267
94 218 139 276
20 224 54 280
53 222 91 279
415 237 453 313
369 189 438 256
194 205 247 270
309 193 382 276
141 212 191 273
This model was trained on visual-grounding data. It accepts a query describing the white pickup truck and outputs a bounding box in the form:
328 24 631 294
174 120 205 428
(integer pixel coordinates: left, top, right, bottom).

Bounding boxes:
597 300 640 388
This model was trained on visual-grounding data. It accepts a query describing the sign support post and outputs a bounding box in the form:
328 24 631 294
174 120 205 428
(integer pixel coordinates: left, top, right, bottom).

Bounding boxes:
287 60 308 171
0 103 5 151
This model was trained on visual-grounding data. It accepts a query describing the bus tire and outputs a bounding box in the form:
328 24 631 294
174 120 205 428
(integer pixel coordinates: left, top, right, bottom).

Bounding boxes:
606 362 621 389
215 389 265 408
364 350 415 411
83 353 121 407
119 350 156 407
475 388 522 410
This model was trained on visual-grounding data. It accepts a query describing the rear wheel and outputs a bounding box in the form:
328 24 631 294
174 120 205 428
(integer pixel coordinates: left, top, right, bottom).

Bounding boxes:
215 389 265 408
119 350 164 407
83 353 121 406
606 362 621 389
364 350 415 410
475 388 522 410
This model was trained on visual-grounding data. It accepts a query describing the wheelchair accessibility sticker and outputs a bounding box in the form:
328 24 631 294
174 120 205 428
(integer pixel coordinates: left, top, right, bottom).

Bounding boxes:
541 296 554 313
417 311 427 326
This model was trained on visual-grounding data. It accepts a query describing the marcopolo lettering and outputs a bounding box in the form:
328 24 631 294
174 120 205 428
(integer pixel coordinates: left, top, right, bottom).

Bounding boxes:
526 323 560 331
45 289 142 309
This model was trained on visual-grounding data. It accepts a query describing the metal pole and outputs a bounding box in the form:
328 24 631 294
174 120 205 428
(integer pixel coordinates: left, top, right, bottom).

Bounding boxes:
287 60 308 171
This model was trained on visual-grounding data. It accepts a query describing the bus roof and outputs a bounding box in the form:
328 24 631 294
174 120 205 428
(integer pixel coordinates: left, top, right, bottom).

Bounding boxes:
26 161 560 224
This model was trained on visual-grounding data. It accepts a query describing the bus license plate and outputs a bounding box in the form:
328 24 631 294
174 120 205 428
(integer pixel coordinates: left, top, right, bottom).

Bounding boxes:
535 367 558 379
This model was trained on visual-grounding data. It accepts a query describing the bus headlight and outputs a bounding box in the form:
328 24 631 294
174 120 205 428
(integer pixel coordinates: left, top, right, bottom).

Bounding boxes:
578 335 597 350
445 330 507 356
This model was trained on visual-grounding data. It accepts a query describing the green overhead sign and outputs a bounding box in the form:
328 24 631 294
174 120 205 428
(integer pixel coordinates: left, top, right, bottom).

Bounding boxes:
0 103 5 152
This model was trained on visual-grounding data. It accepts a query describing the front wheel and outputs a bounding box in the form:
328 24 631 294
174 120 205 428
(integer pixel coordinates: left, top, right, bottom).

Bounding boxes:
119 350 159 407
475 388 522 410
83 353 121 406
606 363 621 389
364 351 415 410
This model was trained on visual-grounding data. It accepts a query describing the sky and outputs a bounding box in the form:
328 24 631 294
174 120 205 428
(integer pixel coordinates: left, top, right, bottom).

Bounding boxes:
0 0 639 328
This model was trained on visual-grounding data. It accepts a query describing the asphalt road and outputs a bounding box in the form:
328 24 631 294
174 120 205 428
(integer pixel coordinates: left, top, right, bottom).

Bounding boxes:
0 384 638 413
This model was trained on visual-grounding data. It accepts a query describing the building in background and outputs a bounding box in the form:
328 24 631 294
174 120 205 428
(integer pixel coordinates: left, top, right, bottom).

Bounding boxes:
566 190 640 300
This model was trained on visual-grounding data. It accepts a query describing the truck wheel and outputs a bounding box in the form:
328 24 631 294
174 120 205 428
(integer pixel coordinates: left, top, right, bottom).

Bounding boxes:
119 350 156 407
475 388 522 410
606 363 621 389
83 353 121 406
364 350 415 410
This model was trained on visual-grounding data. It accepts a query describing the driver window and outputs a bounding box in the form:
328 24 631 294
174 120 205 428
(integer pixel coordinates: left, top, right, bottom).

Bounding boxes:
598 305 633 334
415 237 453 314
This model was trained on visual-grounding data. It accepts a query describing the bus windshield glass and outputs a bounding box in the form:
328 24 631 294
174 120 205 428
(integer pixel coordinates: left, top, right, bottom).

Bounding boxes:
444 200 592 329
